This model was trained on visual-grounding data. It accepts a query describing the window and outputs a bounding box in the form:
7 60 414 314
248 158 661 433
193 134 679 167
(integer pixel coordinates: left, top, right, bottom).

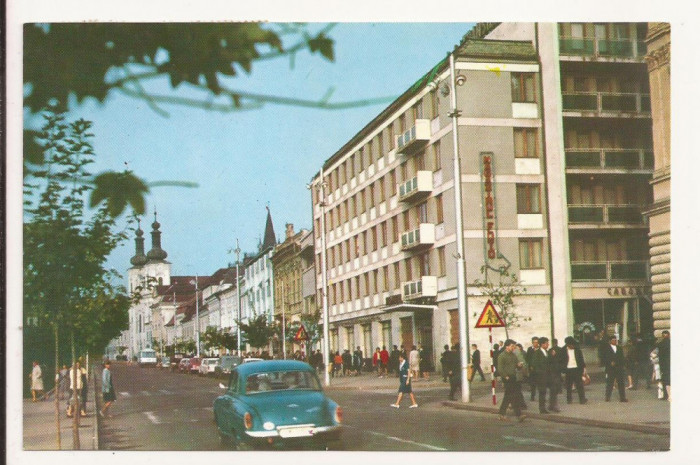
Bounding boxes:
358 149 364 172
388 124 395 149
389 170 397 197
419 252 430 276
432 141 441 171
430 88 439 119
435 194 444 224
378 179 385 202
418 202 428 224
368 140 374 166
438 247 446 276
516 184 542 214
383 266 390 292
373 270 379 294
413 100 423 120
401 162 408 182
348 156 355 180
405 259 413 281
339 164 345 186
345 240 351 262
403 211 410 230
372 227 378 251
519 239 543 269
511 73 537 103
362 231 368 255
377 134 384 160
514 128 539 158
358 191 365 214
369 184 375 209
392 216 399 242
363 273 370 297
415 153 425 171
380 222 387 247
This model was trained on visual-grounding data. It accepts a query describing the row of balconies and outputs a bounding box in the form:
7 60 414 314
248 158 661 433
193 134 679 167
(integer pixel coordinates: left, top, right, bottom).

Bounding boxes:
399 259 648 300
562 91 651 115
565 148 654 172
559 36 647 59
568 204 647 226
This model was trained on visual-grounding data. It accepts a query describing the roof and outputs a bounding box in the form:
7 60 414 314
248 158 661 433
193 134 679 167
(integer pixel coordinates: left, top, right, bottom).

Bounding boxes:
235 359 314 377
262 207 276 251
456 38 537 60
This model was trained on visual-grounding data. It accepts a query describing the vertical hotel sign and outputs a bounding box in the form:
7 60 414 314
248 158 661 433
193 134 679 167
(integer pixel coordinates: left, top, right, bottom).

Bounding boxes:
481 152 500 271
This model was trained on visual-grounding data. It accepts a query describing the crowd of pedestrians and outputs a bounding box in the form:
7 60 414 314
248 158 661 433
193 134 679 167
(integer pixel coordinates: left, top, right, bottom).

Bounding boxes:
484 331 672 421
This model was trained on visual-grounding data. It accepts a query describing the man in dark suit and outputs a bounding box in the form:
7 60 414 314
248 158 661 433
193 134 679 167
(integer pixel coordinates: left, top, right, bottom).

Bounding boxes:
525 337 540 401
601 335 628 402
530 337 555 413
563 336 587 404
657 330 670 400
447 344 461 400
469 344 486 381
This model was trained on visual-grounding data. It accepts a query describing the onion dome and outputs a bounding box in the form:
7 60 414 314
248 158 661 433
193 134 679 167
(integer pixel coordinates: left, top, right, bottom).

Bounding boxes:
130 219 148 267
146 211 168 261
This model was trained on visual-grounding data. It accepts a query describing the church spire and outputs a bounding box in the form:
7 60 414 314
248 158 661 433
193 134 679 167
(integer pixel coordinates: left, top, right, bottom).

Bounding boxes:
146 210 168 261
262 206 276 251
130 218 148 267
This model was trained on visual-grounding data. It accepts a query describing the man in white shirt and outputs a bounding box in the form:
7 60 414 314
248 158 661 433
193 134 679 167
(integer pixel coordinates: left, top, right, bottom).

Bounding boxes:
563 336 587 404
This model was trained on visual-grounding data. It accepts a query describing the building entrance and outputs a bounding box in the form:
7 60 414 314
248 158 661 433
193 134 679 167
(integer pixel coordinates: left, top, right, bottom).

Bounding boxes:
573 298 652 346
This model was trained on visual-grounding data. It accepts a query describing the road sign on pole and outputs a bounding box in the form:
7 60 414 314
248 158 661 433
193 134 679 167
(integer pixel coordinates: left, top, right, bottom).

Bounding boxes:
294 324 309 342
475 300 505 328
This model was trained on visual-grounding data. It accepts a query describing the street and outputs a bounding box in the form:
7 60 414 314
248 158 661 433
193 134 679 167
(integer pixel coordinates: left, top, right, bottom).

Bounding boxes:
100 363 669 452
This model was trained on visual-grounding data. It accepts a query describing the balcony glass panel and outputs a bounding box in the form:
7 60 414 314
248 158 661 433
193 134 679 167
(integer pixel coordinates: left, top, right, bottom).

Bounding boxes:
604 150 640 169
608 206 643 224
562 93 598 111
566 151 601 168
571 263 607 280
601 94 637 112
569 206 604 223
598 39 633 57
610 262 647 280
643 150 655 169
641 95 651 112
559 37 595 55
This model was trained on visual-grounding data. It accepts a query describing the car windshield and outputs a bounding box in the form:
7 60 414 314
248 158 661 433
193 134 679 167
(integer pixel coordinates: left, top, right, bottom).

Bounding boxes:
245 370 322 394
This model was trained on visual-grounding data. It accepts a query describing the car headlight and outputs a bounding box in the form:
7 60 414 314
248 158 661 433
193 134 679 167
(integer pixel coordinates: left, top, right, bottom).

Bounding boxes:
244 412 253 430
334 406 343 424
263 421 275 431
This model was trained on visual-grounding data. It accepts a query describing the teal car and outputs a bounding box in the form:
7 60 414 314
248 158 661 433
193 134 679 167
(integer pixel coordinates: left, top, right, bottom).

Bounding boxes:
213 360 342 449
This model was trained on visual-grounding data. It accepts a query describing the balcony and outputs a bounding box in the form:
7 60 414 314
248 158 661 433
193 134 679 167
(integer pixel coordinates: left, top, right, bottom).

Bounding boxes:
562 92 651 115
568 204 646 226
559 36 647 59
396 119 431 155
398 171 433 202
565 148 654 172
402 276 438 300
400 223 435 251
571 260 648 282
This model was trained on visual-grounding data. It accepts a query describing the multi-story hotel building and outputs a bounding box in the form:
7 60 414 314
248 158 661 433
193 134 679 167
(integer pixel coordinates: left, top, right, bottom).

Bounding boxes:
310 22 657 366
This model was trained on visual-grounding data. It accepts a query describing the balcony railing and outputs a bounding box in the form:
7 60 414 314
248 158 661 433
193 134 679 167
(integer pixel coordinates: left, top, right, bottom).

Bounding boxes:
565 148 654 170
571 260 648 281
402 276 438 300
396 119 431 155
562 91 651 114
559 36 647 59
398 171 433 202
568 204 646 225
400 223 436 251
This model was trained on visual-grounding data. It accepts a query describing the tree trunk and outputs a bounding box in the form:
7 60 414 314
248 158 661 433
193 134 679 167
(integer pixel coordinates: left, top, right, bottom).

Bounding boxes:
71 332 80 450
54 324 61 450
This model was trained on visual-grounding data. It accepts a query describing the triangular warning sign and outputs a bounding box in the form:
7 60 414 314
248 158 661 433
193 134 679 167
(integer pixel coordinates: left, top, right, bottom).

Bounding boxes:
294 324 309 341
475 300 505 328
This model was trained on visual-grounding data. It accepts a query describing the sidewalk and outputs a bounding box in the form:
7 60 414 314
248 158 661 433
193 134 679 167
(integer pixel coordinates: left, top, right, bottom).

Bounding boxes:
23 371 98 450
323 368 670 435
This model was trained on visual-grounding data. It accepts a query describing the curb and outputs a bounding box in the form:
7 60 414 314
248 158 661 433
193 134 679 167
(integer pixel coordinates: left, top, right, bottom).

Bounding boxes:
441 401 669 435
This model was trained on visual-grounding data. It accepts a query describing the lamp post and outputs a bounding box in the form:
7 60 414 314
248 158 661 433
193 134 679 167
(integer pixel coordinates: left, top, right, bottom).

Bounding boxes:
195 275 200 358
235 240 242 355
318 173 331 387
282 281 287 359
448 52 471 402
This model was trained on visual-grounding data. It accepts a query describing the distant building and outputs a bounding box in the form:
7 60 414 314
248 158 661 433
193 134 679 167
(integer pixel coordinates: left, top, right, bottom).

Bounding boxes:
271 223 310 355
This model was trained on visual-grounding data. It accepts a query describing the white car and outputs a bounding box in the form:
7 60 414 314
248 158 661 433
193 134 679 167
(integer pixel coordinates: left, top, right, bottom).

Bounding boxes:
199 357 220 375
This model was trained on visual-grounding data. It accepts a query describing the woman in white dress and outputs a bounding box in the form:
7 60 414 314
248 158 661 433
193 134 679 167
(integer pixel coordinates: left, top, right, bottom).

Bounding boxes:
30 361 44 402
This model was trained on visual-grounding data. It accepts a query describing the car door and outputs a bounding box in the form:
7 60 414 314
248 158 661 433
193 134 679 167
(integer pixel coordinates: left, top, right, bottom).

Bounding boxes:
218 370 239 434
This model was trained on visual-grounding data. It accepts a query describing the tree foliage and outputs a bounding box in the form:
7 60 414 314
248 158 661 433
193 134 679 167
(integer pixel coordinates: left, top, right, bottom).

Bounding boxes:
240 313 275 350
472 266 529 339
23 108 131 364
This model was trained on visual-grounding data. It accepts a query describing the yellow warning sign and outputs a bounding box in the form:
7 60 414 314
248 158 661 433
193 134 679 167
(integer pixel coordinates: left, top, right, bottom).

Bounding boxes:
475 300 505 328
294 324 309 341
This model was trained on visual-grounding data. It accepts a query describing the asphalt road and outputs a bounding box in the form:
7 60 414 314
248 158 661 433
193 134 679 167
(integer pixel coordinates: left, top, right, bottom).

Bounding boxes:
100 363 669 452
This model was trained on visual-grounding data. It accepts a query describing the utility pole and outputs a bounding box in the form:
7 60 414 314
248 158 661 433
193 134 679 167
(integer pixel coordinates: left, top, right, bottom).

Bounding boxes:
195 275 200 358
235 240 242 355
316 170 331 387
448 52 471 403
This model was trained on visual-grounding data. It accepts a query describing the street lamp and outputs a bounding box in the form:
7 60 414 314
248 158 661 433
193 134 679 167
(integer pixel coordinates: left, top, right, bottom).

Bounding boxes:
311 173 331 387
235 240 242 355
194 275 200 358
447 52 471 402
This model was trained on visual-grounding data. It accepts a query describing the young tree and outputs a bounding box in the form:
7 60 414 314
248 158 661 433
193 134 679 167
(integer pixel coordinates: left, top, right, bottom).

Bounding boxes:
472 266 529 339
23 107 132 448
240 313 275 350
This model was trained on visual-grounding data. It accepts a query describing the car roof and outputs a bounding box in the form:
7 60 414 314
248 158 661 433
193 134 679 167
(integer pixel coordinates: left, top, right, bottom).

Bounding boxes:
236 359 313 376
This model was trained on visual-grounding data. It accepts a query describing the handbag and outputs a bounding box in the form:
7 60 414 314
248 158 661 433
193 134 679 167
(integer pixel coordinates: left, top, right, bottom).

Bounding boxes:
582 372 591 386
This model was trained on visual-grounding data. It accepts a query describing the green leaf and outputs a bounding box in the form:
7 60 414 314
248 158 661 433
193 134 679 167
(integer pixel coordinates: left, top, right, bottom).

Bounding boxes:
90 170 149 216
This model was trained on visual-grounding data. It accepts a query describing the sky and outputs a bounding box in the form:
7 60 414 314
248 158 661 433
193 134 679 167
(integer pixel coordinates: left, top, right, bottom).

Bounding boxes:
24 23 476 280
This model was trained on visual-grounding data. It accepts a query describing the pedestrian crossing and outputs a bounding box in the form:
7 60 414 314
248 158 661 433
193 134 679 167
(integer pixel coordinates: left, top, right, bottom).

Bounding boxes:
118 389 176 398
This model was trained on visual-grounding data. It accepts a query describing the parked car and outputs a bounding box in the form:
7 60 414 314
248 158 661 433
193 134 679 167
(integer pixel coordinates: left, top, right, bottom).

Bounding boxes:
178 358 191 373
138 349 158 367
189 357 202 374
200 357 220 376
215 355 243 378
160 356 171 369
213 360 342 450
